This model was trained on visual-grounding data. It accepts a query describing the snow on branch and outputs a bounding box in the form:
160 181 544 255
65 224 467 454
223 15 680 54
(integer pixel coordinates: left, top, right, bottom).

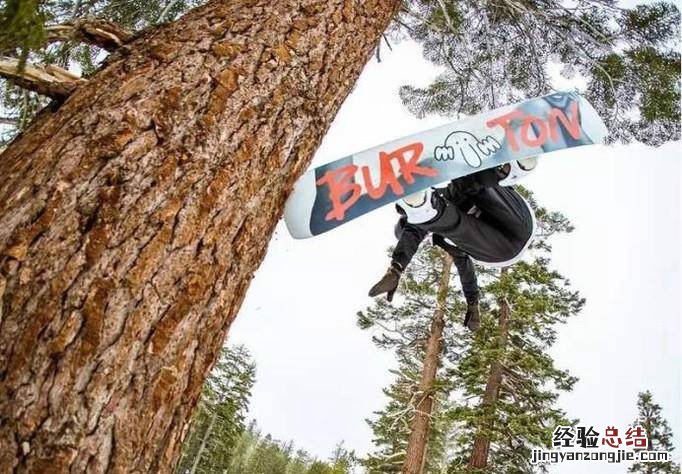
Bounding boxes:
0 57 85 99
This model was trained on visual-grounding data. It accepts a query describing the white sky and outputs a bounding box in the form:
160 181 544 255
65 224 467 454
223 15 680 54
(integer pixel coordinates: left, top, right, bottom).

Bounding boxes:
228 40 681 472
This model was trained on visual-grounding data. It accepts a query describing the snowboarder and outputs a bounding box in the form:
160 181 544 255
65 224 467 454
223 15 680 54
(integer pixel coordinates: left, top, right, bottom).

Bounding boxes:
368 158 538 331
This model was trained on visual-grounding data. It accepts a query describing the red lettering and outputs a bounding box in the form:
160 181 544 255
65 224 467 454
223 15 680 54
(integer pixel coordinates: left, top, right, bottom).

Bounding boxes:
549 102 581 141
315 142 437 221
520 115 548 147
392 142 436 184
486 110 523 152
487 102 583 151
362 142 436 198
316 164 361 221
362 152 404 199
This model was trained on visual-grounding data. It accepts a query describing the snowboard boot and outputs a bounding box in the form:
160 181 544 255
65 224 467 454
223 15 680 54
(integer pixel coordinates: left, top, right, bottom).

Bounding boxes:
498 156 538 186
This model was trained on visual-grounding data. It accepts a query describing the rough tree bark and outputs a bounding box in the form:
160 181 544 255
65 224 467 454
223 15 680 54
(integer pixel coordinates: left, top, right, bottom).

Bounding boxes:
468 292 512 469
402 251 452 474
0 0 399 472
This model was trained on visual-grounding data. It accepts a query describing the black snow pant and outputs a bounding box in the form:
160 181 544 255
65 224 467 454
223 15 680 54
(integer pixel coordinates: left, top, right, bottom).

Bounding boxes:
432 235 479 304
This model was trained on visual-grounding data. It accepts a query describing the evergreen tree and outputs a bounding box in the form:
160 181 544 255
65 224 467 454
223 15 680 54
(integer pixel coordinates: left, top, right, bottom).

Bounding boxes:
224 423 356 474
224 420 261 473
628 390 680 474
284 448 312 474
177 344 256 474
396 0 680 145
361 192 583 474
447 191 582 472
359 244 469 473
329 441 358 474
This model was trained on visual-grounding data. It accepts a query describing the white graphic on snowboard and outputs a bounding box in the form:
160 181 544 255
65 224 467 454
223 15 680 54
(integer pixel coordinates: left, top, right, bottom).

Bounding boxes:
433 131 501 168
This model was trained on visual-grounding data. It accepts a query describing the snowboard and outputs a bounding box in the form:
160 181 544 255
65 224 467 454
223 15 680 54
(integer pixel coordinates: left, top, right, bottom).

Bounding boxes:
284 91 608 239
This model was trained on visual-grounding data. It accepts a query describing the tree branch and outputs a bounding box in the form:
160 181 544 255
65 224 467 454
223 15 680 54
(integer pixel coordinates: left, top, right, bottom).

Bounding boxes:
0 117 19 126
0 57 85 99
157 0 181 24
44 18 133 51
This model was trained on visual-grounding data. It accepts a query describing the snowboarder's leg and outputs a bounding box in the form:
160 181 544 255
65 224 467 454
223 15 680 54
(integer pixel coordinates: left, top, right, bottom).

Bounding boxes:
432 235 481 331
435 239 479 303
447 168 501 197
426 182 535 266
453 252 479 302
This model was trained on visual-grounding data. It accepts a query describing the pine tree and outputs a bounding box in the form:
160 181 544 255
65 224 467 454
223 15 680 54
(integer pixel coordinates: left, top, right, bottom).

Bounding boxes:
176 345 256 474
359 244 469 473
396 0 680 145
447 191 582 473
329 441 358 474
285 448 311 474
628 390 680 474
222 422 355 474
402 250 453 474
0 2 398 471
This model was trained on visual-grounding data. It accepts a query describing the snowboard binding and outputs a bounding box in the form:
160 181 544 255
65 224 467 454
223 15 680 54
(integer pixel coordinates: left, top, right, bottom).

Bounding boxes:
497 156 539 186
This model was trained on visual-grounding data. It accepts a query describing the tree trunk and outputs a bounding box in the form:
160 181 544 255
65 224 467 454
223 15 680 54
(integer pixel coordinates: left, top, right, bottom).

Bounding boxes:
468 292 512 469
0 1 398 472
402 251 452 474
643 413 653 474
188 400 219 474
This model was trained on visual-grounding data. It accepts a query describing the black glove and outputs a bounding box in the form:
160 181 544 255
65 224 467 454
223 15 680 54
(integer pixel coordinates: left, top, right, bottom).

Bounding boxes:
463 301 480 332
368 264 402 302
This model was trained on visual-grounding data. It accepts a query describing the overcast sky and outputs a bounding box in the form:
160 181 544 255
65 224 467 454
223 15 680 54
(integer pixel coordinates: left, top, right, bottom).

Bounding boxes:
228 40 681 472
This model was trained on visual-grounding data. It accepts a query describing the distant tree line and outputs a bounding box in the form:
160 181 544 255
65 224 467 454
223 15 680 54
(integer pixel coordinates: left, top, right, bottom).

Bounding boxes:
176 345 357 474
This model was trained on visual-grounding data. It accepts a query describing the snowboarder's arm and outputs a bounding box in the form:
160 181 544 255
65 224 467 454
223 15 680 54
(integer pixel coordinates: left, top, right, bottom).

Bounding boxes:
369 212 426 302
391 223 428 271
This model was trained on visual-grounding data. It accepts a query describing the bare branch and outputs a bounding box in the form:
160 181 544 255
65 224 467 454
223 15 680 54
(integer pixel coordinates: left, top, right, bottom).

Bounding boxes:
45 18 133 51
435 0 457 33
0 117 19 126
382 33 393 51
0 57 85 99
158 0 181 24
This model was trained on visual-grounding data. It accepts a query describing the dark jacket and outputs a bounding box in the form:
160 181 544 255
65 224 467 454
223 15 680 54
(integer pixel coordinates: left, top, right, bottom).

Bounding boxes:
390 169 507 304
391 167 534 267
391 169 499 270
